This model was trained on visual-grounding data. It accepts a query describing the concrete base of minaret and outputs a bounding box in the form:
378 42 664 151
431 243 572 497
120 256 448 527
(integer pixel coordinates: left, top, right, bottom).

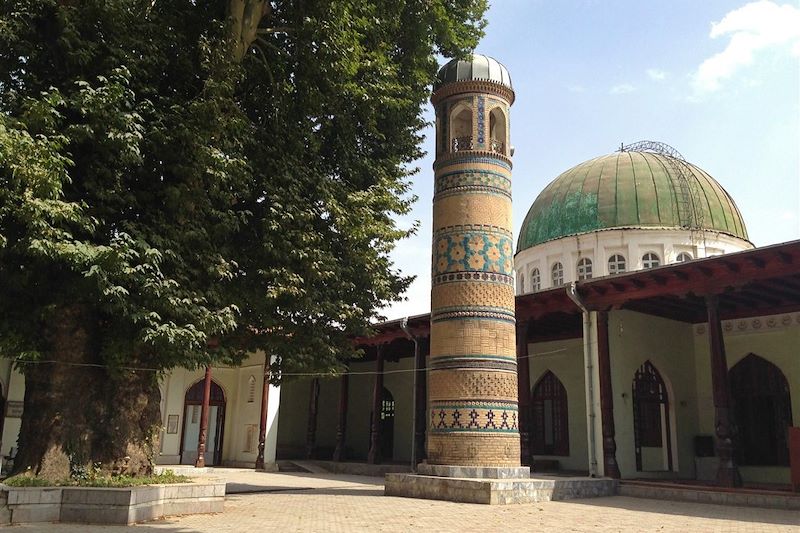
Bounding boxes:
384 466 617 505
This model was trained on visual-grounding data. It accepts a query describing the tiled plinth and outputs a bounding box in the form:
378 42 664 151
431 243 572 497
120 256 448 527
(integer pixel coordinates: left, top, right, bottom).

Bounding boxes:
385 473 616 505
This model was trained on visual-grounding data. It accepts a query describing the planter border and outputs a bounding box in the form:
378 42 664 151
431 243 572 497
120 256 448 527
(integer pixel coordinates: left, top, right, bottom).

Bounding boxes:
0 479 225 525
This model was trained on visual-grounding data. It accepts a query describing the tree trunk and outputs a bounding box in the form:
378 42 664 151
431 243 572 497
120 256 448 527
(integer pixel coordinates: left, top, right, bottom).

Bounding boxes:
13 305 162 481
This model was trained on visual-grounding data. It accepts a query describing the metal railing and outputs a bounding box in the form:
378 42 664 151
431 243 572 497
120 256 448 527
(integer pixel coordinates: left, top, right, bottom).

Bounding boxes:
490 139 505 154
451 136 473 152
450 136 506 154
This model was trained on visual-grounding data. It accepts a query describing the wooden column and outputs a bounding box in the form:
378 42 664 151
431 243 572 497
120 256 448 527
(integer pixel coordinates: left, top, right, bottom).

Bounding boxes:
195 366 212 468
367 344 385 464
332 373 349 462
705 294 742 487
413 337 427 465
305 378 320 460
516 320 532 466
255 358 270 470
596 311 621 479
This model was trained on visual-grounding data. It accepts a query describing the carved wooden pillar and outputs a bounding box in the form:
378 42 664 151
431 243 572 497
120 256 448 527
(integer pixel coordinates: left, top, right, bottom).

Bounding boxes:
255 359 270 470
596 311 621 479
305 378 320 460
367 344 385 464
413 337 427 465
195 366 212 468
332 373 349 462
516 320 532 466
705 294 742 487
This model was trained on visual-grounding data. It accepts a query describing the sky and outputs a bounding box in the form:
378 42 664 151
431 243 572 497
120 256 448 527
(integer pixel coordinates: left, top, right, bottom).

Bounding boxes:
383 0 800 321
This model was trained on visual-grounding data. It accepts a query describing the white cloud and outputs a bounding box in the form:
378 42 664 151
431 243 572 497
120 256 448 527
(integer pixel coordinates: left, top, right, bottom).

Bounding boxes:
646 68 667 81
692 1 800 93
609 83 636 95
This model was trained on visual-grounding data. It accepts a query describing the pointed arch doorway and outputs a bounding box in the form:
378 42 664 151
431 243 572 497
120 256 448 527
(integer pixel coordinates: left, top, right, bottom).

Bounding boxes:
180 379 226 465
632 361 674 472
730 354 793 466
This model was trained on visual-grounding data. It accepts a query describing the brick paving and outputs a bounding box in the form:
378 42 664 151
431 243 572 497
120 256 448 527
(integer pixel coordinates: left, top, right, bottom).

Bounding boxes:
15 468 800 532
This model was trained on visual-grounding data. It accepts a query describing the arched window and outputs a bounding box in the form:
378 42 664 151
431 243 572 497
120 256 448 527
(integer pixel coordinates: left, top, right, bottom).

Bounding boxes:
531 371 569 456
530 268 541 292
576 258 593 280
247 375 256 403
551 262 564 287
450 105 473 152
675 252 693 263
632 361 673 471
642 252 660 269
608 254 626 275
380 388 395 460
730 354 793 466
489 107 507 154
518 273 525 294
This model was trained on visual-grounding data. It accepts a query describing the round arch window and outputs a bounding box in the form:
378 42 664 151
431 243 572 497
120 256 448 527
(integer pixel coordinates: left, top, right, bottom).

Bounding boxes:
675 252 693 263
608 254 626 274
576 258 593 280
530 268 541 291
642 253 661 269
551 262 564 287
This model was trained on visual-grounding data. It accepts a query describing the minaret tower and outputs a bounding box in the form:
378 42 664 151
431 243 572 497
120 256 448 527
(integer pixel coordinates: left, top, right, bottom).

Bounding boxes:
426 55 522 470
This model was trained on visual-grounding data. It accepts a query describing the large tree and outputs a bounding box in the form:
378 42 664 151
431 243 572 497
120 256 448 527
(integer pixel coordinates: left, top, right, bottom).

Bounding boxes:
0 0 487 479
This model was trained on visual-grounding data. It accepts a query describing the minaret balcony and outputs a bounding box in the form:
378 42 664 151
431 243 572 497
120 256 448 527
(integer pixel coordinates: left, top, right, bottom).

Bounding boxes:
450 136 505 154
451 136 474 152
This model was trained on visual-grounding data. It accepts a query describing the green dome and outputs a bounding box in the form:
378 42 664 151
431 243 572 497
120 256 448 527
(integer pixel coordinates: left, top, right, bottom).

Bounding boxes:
517 150 749 251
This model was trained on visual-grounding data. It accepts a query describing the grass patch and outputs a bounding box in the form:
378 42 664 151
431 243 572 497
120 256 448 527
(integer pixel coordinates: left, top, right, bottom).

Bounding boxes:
4 470 191 488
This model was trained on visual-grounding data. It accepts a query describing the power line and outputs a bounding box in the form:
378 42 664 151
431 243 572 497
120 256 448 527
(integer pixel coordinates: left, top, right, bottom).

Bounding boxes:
11 346 568 378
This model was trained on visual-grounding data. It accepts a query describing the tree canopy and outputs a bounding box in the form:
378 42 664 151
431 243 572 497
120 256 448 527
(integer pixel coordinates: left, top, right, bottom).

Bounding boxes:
0 0 488 377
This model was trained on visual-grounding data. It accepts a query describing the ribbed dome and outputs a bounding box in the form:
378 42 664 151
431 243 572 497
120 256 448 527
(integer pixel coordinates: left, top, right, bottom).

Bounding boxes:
434 54 512 92
517 150 749 252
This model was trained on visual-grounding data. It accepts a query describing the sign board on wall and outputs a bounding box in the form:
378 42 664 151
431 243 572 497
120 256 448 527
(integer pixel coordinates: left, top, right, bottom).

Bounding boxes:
5 401 23 418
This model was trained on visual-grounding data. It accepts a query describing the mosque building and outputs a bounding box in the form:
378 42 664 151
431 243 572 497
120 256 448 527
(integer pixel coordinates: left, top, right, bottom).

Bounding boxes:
0 54 797 491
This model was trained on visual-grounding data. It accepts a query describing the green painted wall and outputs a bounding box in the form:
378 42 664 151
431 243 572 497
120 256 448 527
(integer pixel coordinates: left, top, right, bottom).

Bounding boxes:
608 310 698 479
276 378 312 457
276 354 419 463
693 321 799 484
528 338 589 472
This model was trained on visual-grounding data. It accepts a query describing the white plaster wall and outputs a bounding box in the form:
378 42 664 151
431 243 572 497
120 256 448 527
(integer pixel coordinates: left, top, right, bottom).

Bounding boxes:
0 362 24 460
692 314 800 484
156 351 278 467
515 229 753 294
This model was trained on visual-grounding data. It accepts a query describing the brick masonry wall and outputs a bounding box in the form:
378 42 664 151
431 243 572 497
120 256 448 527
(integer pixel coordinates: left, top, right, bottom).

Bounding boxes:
428 81 520 467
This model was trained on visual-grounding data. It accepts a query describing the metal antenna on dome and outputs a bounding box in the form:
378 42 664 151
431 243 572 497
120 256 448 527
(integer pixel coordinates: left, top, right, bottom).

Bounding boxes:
619 140 704 231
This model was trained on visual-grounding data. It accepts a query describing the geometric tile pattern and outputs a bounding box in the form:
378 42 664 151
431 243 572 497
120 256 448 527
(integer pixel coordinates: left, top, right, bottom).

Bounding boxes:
428 370 519 402
433 228 514 277
435 170 512 199
429 73 519 466
428 403 518 433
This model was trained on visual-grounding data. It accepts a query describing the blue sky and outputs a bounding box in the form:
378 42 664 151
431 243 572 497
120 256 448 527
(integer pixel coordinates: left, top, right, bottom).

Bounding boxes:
384 0 800 320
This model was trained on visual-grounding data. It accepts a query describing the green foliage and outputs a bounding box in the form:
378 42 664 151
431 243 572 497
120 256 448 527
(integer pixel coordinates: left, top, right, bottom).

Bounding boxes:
4 469 190 487
0 0 488 377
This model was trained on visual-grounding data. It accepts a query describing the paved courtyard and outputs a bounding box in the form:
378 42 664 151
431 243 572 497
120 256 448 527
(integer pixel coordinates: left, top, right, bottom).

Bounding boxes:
15 468 800 532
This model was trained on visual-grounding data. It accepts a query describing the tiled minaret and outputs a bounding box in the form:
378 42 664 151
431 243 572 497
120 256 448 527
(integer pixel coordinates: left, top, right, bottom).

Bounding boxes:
426 55 521 469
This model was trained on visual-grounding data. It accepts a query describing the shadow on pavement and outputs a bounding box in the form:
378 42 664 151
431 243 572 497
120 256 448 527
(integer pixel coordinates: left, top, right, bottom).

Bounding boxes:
567 496 800 527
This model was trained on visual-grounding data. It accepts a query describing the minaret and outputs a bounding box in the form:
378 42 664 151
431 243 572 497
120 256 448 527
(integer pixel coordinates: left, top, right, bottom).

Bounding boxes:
426 55 522 470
